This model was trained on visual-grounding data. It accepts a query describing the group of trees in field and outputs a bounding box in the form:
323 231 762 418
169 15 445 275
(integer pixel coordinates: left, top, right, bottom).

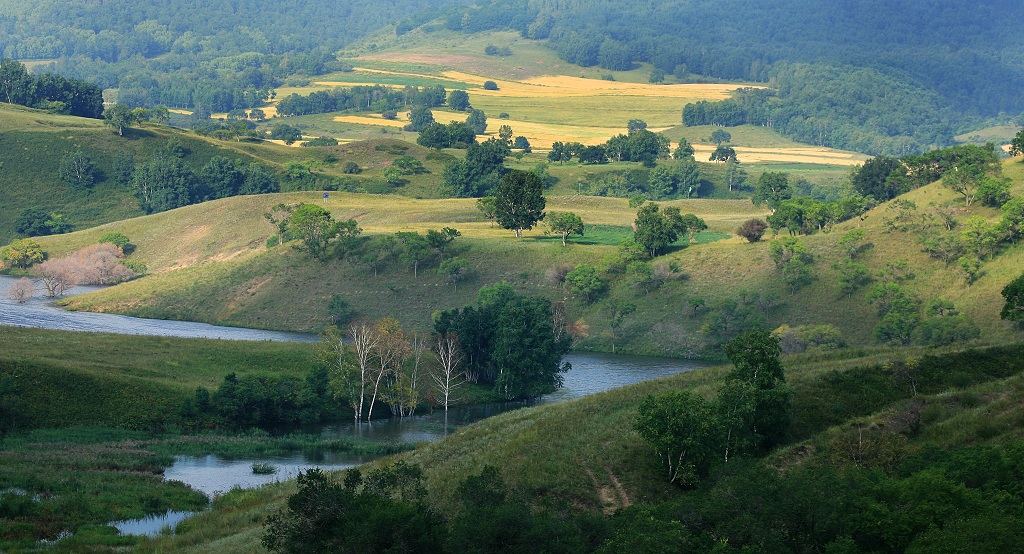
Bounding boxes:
114 139 279 213
636 330 791 485
276 84 446 117
0 59 103 118
547 123 671 168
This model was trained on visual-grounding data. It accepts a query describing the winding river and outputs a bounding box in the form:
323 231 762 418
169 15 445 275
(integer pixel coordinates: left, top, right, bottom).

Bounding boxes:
0 275 710 535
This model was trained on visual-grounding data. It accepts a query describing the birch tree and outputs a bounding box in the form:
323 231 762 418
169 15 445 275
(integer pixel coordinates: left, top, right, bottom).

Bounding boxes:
433 332 465 411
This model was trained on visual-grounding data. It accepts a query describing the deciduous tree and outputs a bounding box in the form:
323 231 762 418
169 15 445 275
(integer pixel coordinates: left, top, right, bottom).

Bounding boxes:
494 170 546 237
546 211 584 246
289 204 342 262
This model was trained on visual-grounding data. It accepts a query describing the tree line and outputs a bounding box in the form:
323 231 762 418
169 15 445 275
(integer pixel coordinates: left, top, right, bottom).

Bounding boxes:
0 59 103 118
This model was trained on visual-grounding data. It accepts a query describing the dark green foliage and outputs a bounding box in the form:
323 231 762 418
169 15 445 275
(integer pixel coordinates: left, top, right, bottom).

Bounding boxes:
405 105 435 132
635 391 719 485
439 138 509 197
98 231 134 254
447 89 470 110
434 282 572 400
417 121 477 148
14 208 69 237
709 129 731 145
482 80 498 90
494 169 546 236
263 464 445 554
269 124 302 144
852 155 902 201
633 203 686 257
302 136 339 147
1002 272 1024 324
327 294 356 326
723 329 791 450
0 59 103 118
465 108 487 135
752 172 793 213
565 263 604 301
58 151 95 191
604 129 670 167
130 156 198 213
708 144 737 163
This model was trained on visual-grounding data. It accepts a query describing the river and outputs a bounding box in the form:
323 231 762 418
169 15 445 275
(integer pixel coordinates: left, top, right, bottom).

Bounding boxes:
0 275 709 535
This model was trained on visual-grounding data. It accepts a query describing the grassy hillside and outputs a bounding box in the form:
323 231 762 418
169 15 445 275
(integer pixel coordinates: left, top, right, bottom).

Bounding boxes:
0 327 312 428
30 156 1024 357
129 339 1024 553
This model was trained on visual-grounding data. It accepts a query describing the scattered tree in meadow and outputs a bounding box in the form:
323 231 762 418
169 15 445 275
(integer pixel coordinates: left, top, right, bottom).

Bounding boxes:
440 257 473 291
395 231 431 277
633 203 686 257
565 263 605 302
405 105 434 132
288 204 342 262
709 145 737 162
769 236 814 290
497 124 513 145
736 218 769 242
722 329 791 451
1002 271 1024 325
546 211 584 246
494 170 546 237
483 80 498 90
942 164 984 206
476 196 497 226
447 89 470 111
709 129 732 145
466 109 488 135
103 103 148 136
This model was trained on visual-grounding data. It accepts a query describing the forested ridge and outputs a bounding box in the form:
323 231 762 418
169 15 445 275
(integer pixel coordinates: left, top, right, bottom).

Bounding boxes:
0 0 462 112
439 0 1024 154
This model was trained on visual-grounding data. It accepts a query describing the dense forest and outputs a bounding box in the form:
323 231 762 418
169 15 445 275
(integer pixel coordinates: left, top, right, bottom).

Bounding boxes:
0 0 462 112
3 1 1022 154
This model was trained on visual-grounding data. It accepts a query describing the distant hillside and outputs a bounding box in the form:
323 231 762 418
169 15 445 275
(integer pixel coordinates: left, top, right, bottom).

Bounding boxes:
431 0 1024 153
32 158 1024 357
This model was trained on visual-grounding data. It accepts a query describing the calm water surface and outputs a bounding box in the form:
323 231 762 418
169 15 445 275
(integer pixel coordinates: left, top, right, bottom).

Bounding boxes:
0 276 710 535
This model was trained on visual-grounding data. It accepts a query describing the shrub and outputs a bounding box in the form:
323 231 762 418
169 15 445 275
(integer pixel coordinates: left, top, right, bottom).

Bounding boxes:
342 162 361 174
737 218 769 242
483 81 498 91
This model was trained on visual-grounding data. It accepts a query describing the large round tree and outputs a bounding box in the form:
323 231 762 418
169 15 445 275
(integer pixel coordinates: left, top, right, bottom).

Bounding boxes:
494 170 546 237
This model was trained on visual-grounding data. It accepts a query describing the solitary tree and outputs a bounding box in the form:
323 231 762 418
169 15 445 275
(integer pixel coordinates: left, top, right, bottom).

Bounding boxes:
546 212 584 246
288 204 341 262
709 145 737 163
448 89 471 111
466 109 488 135
103 103 148 136
710 129 732 145
1001 271 1024 324
634 203 686 257
494 170 546 237
8 277 34 303
433 332 465 411
0 239 45 269
476 196 497 226
737 218 769 243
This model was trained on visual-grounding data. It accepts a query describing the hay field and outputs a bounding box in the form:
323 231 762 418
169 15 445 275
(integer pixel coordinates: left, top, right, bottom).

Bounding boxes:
693 144 868 166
